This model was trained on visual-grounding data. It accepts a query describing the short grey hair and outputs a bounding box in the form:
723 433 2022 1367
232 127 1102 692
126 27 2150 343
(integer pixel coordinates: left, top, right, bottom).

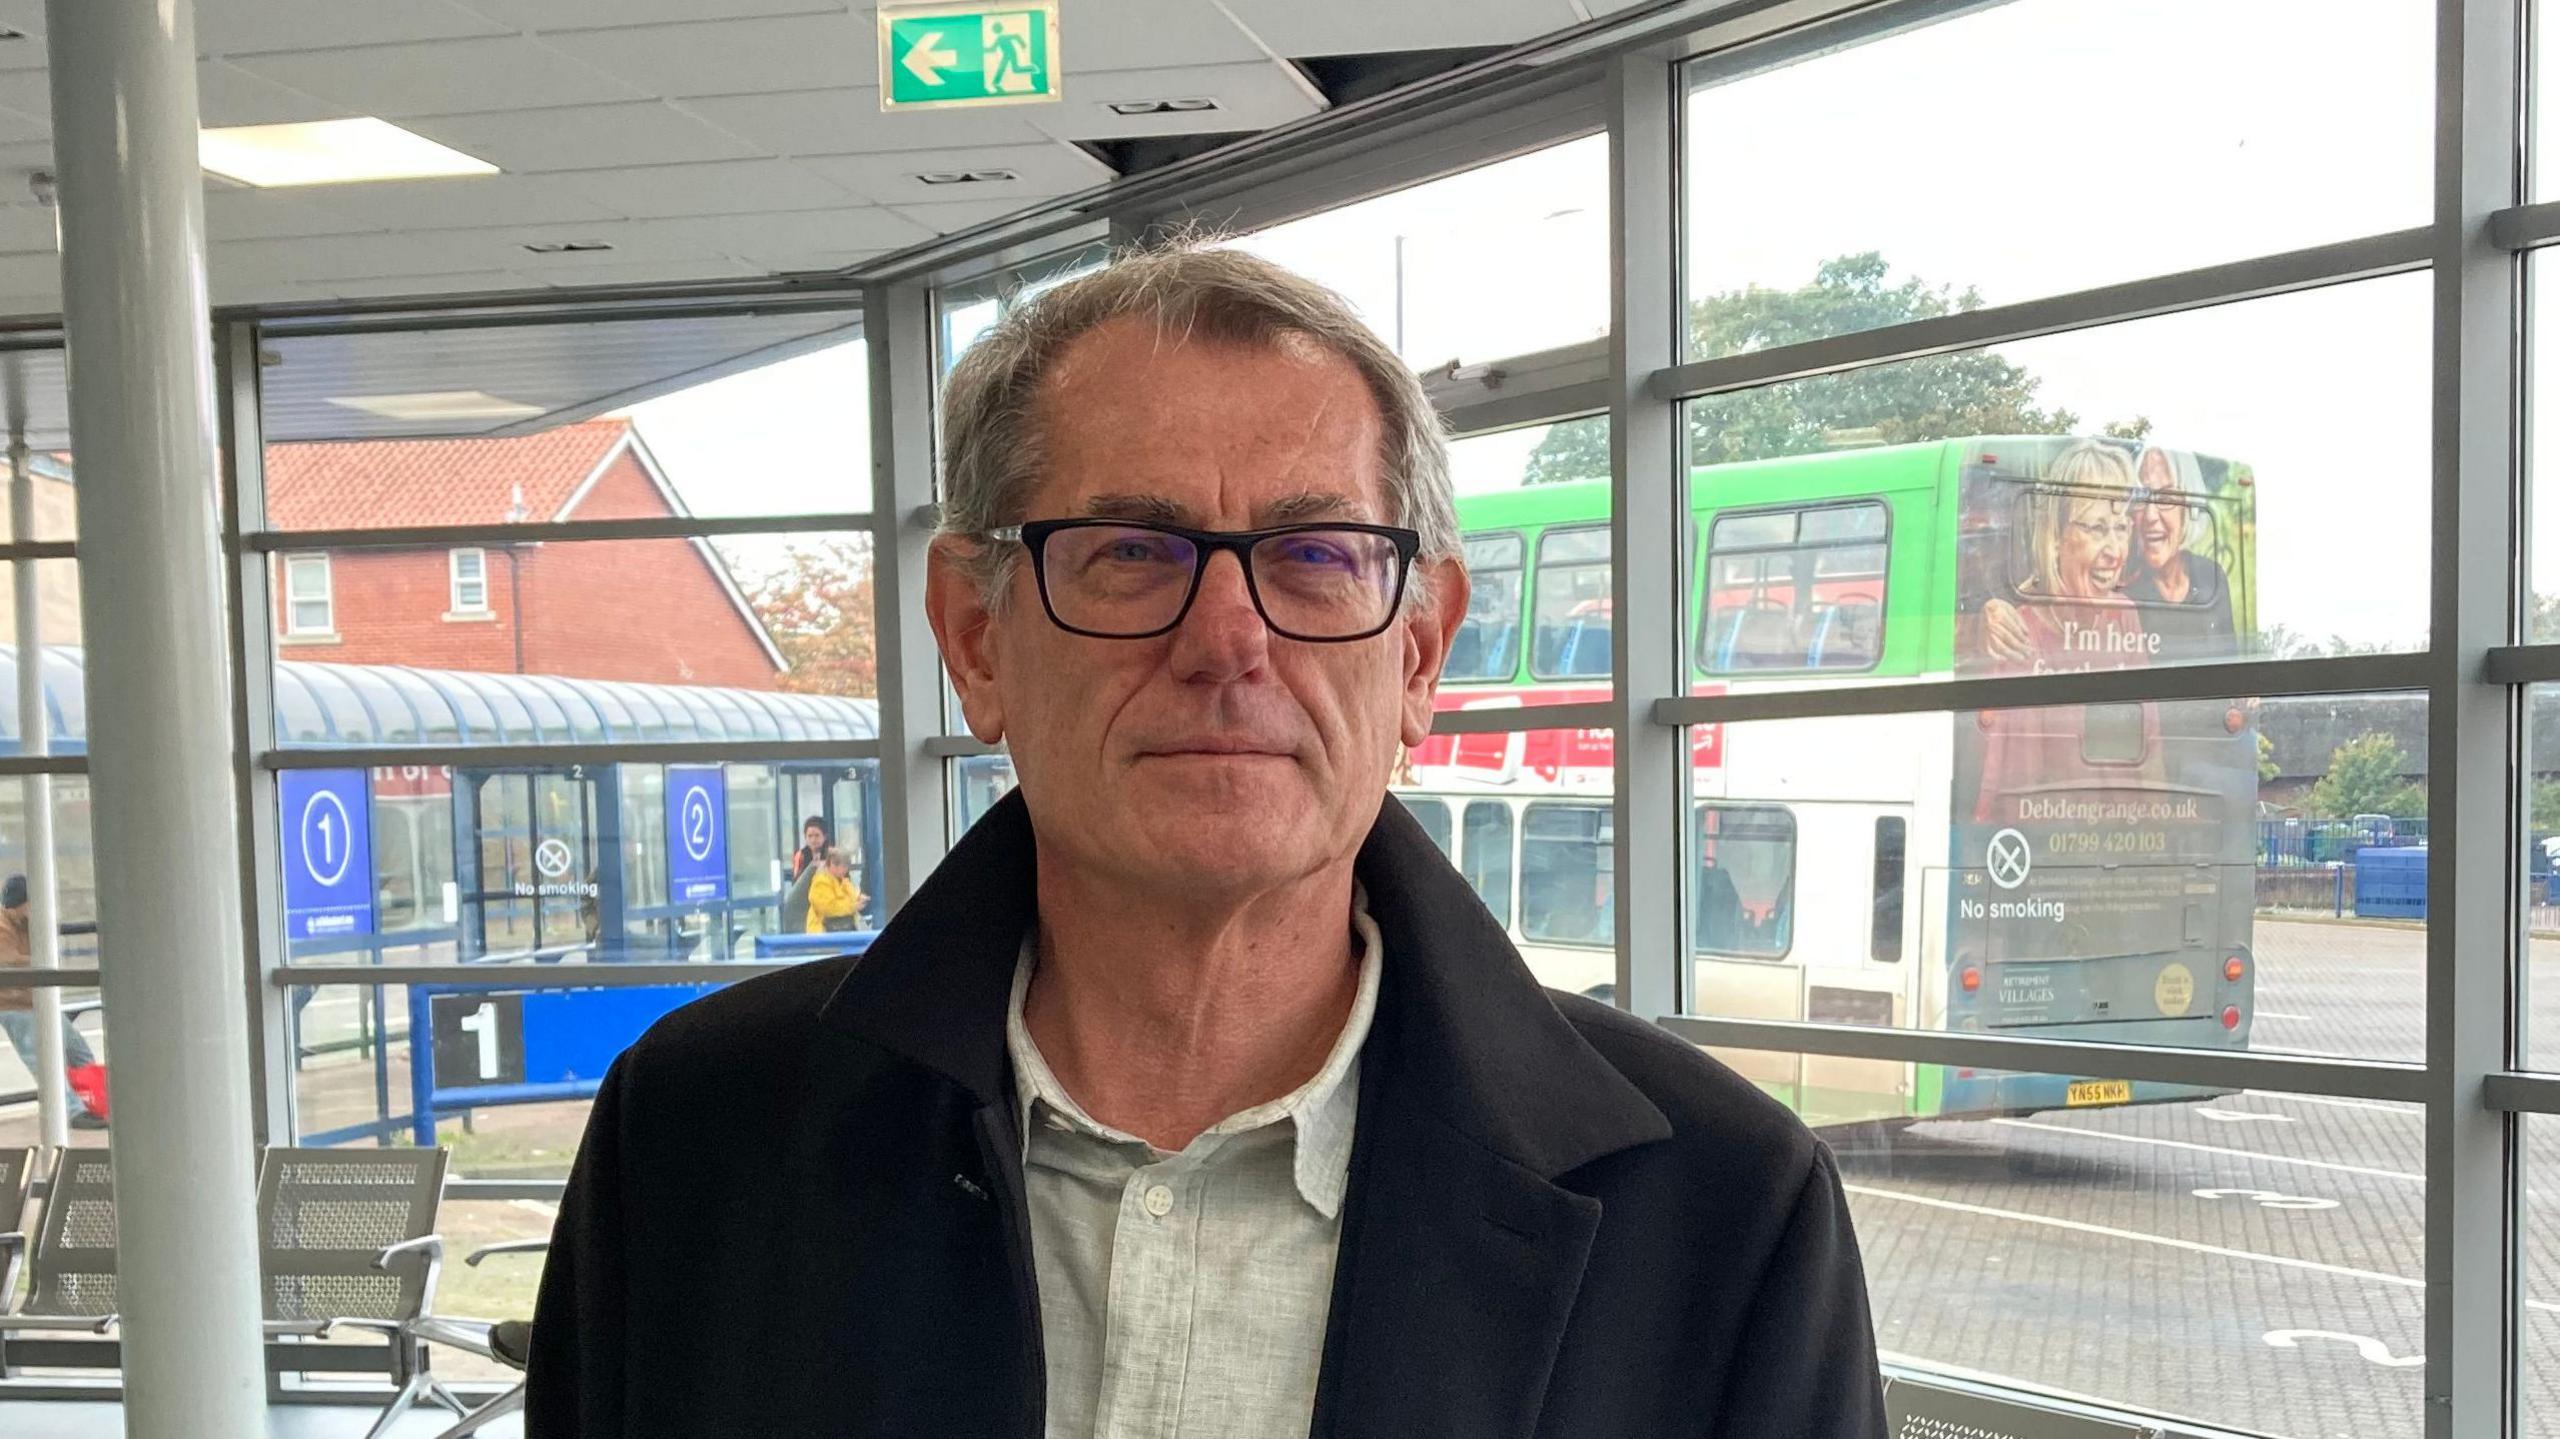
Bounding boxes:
936 241 1458 607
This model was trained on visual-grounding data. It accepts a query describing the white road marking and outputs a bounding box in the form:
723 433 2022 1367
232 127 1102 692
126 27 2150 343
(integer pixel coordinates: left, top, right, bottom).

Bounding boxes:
1851 1181 2560 1316
2195 1108 2299 1125
2244 1091 2421 1118
2193 1187 2340 1211
2254 1012 2316 1022
1989 1118 2421 1182
510 1199 558 1220
2262 1329 2423 1368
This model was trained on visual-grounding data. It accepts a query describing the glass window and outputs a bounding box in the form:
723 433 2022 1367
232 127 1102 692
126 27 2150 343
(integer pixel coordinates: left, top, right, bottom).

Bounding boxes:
1521 802 1613 948
0 349 73 544
1871 816 1906 964
1692 803 1795 958
1460 800 1515 925
953 752 1018 837
1445 532 1524 683
935 245 1108 378
1531 526 1612 680
283 553 333 637
1685 690 2423 1061
1682 0 2431 360
1683 274 2430 681
1398 794 1454 858
1233 135 1608 368
449 547 489 615
1698 502 1889 673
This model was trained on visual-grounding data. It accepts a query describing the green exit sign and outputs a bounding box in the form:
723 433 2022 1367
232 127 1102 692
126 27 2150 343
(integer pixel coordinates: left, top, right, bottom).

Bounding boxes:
878 1 1060 111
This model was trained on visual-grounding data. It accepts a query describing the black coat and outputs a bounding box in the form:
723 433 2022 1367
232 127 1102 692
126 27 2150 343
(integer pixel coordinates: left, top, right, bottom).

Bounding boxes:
526 791 1888 1438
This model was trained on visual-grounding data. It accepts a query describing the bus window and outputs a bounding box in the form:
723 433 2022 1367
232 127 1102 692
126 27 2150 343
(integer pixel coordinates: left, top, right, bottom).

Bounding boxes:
1521 802 1613 947
1399 795 1455 859
1697 502 1888 674
1444 533 1524 682
1460 800 1515 924
1530 527 1612 680
1871 816 1906 963
1692 803 1795 958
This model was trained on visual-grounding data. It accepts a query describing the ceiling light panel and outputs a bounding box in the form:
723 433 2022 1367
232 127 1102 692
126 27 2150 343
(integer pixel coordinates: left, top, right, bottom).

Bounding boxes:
199 119 499 188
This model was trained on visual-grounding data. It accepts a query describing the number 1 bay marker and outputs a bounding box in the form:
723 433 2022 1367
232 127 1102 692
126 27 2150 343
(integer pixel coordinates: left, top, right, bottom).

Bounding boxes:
879 0 1061 111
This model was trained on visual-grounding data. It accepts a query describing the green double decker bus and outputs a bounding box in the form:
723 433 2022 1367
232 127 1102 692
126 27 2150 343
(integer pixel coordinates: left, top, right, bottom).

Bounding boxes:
1395 434 2261 1128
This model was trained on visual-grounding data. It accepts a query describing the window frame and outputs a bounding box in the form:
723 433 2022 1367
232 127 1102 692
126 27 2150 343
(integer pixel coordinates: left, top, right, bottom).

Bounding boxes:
1446 528 1529 684
448 546 491 618
281 551 335 638
1870 813 1906 964
1459 797 1518 927
1694 497 1892 677
1519 798 1615 950
1689 800 1797 962
1528 522 1616 682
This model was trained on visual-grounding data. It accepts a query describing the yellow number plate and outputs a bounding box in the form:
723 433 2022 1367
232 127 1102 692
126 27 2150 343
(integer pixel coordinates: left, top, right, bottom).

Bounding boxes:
2067 1080 2132 1107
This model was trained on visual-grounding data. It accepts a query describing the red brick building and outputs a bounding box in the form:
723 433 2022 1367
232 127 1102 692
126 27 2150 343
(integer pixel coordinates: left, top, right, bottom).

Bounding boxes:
261 419 783 688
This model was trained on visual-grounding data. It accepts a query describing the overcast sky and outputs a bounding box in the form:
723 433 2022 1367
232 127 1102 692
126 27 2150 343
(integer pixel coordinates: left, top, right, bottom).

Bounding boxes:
632 0 2460 653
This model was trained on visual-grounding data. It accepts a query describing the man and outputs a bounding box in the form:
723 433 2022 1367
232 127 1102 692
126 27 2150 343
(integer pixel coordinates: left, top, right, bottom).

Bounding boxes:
0 874 108 1130
528 246 1885 1437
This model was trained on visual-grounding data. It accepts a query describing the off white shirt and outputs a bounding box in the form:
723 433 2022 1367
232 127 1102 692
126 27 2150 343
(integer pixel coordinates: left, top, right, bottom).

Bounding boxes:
1004 895 1383 1439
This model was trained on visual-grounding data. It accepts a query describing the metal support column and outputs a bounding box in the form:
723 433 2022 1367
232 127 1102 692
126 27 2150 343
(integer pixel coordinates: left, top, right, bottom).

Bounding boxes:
1607 49 1683 1023
866 284 953 908
44 1 268 1433
2425 0 2523 1433
6 359 65 1146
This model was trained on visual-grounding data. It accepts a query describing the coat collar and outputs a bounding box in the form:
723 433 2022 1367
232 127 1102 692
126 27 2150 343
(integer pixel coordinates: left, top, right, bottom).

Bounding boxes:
816 786 1669 1182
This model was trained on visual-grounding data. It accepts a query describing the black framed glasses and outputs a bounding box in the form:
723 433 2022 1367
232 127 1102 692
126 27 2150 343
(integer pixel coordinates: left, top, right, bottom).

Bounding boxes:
985 518 1423 641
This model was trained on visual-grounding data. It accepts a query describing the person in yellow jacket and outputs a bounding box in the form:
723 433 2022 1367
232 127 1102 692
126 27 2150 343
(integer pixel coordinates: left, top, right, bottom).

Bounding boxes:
804 847 864 934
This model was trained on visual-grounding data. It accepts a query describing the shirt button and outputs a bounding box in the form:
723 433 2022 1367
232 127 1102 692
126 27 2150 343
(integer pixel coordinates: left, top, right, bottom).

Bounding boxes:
1142 1184 1174 1218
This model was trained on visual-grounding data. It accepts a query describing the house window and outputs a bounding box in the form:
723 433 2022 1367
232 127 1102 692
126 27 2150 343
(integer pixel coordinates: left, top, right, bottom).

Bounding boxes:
283 553 333 637
450 547 490 616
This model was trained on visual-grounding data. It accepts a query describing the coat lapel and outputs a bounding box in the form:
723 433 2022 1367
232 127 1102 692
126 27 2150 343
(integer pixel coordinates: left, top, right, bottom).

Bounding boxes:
1311 798 1674 1439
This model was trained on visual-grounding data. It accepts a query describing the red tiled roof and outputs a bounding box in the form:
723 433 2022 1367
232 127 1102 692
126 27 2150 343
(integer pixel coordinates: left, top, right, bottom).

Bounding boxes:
261 418 642 530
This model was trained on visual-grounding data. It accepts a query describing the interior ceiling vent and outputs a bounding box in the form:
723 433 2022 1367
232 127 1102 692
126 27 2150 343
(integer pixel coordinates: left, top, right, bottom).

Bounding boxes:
522 240 615 255
914 169 1021 185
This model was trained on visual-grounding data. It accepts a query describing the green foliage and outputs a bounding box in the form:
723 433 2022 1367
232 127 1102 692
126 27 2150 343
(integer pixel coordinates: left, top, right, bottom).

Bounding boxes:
2257 731 2277 785
2307 732 2427 820
1525 253 2091 484
743 536 877 698
2534 778 2560 834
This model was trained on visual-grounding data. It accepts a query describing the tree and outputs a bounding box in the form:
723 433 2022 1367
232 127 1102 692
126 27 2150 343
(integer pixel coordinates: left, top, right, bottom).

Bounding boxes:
2257 731 2278 785
2307 732 2427 819
744 536 877 698
1523 253 2088 484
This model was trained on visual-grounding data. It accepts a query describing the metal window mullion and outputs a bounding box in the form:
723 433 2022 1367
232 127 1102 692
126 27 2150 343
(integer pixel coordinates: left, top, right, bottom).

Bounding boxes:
2426 2 2522 1434
1608 48 1682 1026
239 511 874 554
0 967 100 988
2485 642 2560 682
1659 1016 2426 1107
0 754 85 776
221 319 296 1158
866 281 948 909
2485 1072 2560 1114
273 962 805 989
1433 701 1617 737
1650 228 2431 405
1660 651 2432 727
256 739 878 770
0 540 75 562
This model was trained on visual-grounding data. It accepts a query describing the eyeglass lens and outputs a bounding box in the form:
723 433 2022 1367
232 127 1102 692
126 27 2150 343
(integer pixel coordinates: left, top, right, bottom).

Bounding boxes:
1038 524 1403 638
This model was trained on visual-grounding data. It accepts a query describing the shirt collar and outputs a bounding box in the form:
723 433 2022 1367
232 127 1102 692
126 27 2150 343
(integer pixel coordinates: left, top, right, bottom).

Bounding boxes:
1004 886 1383 1221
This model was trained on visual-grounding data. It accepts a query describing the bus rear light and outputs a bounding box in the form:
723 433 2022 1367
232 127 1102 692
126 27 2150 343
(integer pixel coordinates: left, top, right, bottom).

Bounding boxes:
1960 966 1982 994
2224 707 2246 734
2221 1005 2242 1031
2224 956 2246 982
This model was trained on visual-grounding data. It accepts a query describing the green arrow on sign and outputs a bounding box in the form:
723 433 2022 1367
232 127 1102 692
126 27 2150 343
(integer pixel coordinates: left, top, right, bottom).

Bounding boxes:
879 2 1060 111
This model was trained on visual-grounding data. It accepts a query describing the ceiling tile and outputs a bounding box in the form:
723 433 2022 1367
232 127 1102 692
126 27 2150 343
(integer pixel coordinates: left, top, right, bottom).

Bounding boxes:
300 173 624 233
511 257 769 288
197 0 511 55
540 13 872 99
455 0 844 29
681 86 1053 156
408 102 761 172
0 68 48 138
212 231 480 287
1219 0 1579 56
1029 61 1321 142
1065 0 1271 71
632 206 934 261
554 158 864 219
799 141 1110 206
232 35 645 118
196 60 349 128
888 196 1054 235
0 203 47 251
202 189 373 243
0 21 42 74
0 251 60 295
